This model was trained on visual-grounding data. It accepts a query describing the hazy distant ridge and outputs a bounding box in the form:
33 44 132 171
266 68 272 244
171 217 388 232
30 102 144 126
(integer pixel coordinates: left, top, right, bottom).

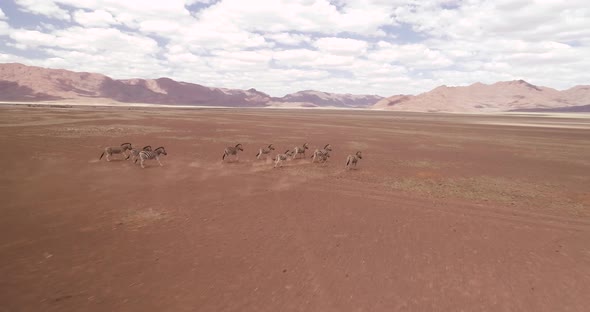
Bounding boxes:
374 81 590 112
1 63 588 112
0 63 381 108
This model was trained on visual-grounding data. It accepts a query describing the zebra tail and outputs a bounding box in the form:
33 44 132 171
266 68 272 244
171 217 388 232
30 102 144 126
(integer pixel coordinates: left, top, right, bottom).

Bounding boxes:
99 152 105 160
256 151 260 157
134 158 139 164
346 158 350 166
222 153 226 160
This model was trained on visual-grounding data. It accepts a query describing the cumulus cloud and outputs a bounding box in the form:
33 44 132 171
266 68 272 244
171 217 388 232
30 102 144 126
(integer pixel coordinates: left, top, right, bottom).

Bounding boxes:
15 0 71 21
73 9 117 27
264 32 312 46
313 37 368 56
1 0 589 96
0 21 10 36
9 26 159 53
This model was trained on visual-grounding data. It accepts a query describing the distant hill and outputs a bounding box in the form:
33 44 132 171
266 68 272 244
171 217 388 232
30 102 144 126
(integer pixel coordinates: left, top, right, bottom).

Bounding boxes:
0 63 271 107
2 63 588 112
272 90 382 108
374 81 590 113
0 63 381 108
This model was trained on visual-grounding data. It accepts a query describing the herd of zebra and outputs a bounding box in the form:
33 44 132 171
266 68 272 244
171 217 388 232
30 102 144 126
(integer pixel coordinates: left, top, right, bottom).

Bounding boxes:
99 142 362 169
99 143 167 168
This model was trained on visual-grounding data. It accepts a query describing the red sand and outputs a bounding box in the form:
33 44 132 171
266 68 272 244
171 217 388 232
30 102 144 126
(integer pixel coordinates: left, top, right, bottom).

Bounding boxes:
1 106 589 311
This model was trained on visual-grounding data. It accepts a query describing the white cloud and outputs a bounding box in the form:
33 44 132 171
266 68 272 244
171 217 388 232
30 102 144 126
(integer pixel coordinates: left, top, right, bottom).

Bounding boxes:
313 37 368 56
73 9 116 27
272 49 319 65
369 42 453 69
393 0 590 42
9 27 159 54
191 0 395 36
2 0 589 97
264 32 312 46
0 21 10 36
9 30 56 48
0 53 28 63
15 0 71 21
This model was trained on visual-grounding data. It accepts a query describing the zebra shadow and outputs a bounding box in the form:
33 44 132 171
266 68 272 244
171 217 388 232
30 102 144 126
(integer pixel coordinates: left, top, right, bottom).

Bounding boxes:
95 158 127 163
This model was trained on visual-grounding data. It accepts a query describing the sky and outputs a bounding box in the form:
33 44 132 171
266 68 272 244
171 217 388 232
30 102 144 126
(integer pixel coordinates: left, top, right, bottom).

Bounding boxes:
0 0 588 97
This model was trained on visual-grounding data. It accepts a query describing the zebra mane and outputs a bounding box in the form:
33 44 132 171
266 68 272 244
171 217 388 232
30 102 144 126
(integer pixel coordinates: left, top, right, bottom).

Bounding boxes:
284 149 290 153
303 143 308 147
324 144 330 149
235 143 242 147
268 144 274 148
142 145 152 150
155 146 165 151
121 142 132 147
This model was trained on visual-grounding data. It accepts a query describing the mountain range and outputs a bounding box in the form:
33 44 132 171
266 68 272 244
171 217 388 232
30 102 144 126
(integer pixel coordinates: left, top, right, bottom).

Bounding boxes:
1 63 588 112
0 63 380 108
373 81 590 112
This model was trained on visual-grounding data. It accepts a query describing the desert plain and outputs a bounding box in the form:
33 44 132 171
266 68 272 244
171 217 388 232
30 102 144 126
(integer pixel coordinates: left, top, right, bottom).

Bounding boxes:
1 105 590 311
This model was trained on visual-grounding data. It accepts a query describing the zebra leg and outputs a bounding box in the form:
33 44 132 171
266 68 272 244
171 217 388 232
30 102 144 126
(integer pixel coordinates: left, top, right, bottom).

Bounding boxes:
157 156 163 166
140 157 146 168
106 153 111 161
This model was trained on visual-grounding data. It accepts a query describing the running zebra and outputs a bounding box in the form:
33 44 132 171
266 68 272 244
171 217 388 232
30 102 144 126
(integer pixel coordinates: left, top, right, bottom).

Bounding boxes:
345 151 363 170
222 143 244 162
135 146 167 168
292 143 309 159
274 149 295 168
126 145 152 162
311 144 332 163
255 144 275 160
99 143 133 161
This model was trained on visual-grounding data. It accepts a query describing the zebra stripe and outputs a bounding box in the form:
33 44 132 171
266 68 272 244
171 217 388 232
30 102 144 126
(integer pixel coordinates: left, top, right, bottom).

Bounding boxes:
99 143 132 161
136 146 167 168
222 144 244 161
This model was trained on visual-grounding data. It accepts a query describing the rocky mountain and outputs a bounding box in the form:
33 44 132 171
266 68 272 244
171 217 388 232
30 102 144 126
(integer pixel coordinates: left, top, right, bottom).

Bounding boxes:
0 63 271 107
2 63 588 112
0 63 380 108
374 80 590 113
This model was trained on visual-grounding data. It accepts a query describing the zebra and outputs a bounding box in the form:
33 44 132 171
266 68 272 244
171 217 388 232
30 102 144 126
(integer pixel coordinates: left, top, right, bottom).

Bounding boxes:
274 149 295 168
292 143 309 159
255 144 275 160
345 151 363 170
99 143 133 161
135 146 167 168
126 145 152 162
311 144 332 163
222 143 244 162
